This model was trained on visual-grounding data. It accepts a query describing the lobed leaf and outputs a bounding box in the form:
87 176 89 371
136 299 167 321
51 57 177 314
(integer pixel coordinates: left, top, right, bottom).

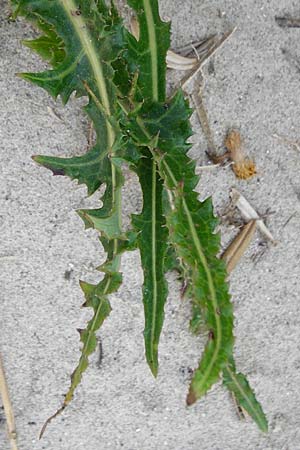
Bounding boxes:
65 276 120 405
127 91 234 402
13 0 126 413
13 0 268 435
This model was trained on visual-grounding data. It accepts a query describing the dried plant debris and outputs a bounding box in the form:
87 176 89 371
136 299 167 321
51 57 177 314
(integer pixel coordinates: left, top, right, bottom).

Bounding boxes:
222 220 257 274
206 130 256 179
174 35 218 57
230 189 277 244
225 130 256 180
192 88 218 156
0 353 18 450
180 29 236 90
167 50 198 71
275 16 300 28
280 48 300 74
13 0 267 436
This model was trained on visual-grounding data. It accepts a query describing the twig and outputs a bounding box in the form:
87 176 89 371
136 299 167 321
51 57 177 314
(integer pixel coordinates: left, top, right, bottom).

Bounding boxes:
192 88 218 157
180 28 237 89
283 212 297 228
0 353 18 450
195 163 221 172
188 30 237 160
198 27 237 67
174 35 218 57
167 50 198 71
97 339 103 368
230 188 277 244
221 220 256 273
275 16 300 28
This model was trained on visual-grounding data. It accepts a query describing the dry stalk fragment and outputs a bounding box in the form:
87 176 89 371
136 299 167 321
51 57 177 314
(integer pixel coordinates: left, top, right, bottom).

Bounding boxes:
166 50 198 71
180 28 236 90
230 189 277 244
0 353 18 450
275 16 300 28
221 220 256 274
192 88 219 157
174 35 218 57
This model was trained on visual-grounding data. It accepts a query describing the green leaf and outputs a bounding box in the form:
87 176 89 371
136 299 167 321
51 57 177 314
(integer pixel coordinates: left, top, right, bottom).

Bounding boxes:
14 0 268 435
223 358 268 432
15 0 122 103
120 0 171 375
128 91 234 401
14 0 127 414
32 142 110 197
65 276 120 405
132 150 168 376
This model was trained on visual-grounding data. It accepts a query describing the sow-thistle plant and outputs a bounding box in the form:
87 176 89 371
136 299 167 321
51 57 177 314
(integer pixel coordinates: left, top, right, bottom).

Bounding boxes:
12 0 268 434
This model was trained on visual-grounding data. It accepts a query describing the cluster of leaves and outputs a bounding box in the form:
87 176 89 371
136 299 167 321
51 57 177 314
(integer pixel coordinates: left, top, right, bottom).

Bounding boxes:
12 0 268 433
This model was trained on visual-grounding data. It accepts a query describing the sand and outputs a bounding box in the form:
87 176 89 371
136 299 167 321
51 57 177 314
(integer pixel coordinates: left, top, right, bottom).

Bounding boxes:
1 0 300 449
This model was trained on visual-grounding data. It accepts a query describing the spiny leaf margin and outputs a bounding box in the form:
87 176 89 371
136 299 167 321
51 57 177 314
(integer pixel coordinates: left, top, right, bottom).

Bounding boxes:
126 90 234 401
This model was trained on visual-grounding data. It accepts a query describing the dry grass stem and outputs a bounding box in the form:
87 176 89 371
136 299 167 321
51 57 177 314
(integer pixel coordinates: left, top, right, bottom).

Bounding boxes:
174 35 218 57
275 16 300 28
0 353 18 450
180 28 236 90
192 88 218 156
167 50 198 71
230 188 277 244
222 220 257 273
195 163 221 172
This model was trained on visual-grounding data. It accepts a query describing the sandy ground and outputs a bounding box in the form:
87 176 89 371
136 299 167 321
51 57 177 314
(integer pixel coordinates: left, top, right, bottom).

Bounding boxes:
1 0 300 449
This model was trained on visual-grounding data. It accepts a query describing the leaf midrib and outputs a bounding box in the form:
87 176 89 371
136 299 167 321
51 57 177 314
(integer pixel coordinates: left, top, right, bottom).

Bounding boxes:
150 158 158 371
142 0 158 101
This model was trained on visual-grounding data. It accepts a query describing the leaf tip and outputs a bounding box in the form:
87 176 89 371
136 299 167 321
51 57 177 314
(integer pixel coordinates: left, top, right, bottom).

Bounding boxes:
186 388 197 406
149 363 158 378
39 404 66 439
32 155 66 176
